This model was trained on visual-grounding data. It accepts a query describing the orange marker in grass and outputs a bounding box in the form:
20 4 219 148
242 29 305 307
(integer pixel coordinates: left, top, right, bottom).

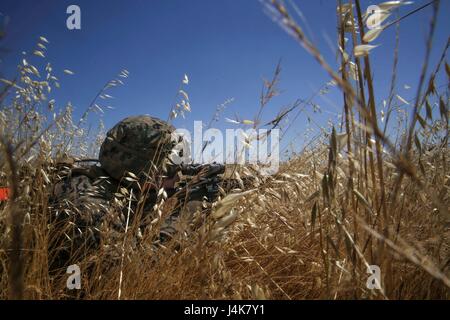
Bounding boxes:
0 187 9 201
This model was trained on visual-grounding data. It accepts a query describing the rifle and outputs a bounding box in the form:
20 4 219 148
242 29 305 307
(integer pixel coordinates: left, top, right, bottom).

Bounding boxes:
166 163 226 204
149 163 225 243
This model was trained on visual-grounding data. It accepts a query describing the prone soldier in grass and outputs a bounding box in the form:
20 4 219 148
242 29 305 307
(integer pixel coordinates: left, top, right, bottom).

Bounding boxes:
49 115 226 270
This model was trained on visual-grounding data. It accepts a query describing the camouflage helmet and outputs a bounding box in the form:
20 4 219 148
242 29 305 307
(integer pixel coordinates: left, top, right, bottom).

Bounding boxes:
99 115 176 181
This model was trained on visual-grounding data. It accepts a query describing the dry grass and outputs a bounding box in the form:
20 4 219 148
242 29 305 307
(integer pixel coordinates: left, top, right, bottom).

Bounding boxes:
0 0 449 299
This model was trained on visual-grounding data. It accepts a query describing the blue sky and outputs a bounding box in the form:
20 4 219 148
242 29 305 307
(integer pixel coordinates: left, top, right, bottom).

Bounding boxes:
1 0 449 155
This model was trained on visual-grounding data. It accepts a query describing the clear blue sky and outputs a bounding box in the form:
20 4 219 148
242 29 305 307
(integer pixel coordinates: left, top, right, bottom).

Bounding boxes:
1 0 449 155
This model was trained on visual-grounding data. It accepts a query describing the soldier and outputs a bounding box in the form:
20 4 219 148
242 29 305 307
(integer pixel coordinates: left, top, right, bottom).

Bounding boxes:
49 115 183 270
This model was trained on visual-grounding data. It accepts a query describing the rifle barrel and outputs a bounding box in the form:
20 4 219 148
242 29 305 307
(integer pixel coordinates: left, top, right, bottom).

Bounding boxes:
179 163 225 176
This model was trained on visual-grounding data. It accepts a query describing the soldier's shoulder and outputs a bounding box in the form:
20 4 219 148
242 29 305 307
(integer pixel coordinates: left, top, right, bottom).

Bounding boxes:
52 159 115 203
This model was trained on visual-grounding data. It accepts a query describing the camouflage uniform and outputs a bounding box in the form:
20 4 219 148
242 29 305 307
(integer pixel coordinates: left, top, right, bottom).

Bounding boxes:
49 164 125 269
49 115 182 269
